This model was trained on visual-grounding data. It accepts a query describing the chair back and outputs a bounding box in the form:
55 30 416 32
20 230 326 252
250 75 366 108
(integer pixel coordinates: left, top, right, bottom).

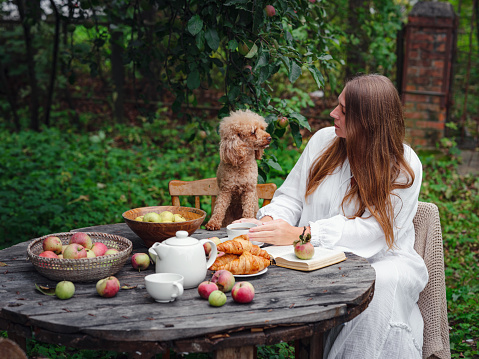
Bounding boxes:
413 201 451 359
168 178 277 213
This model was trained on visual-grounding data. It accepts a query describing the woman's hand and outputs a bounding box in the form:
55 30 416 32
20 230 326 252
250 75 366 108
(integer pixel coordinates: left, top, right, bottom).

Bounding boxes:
246 219 305 246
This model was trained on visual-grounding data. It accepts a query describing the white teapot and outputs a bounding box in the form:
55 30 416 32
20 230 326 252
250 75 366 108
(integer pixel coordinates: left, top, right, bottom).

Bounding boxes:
151 231 217 289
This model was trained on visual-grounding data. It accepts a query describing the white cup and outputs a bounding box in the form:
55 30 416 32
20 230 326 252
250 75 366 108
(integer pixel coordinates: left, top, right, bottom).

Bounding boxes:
226 222 260 243
145 273 184 303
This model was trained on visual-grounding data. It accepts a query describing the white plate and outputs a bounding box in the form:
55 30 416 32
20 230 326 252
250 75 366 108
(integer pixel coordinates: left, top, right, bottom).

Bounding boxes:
233 267 268 278
220 237 264 247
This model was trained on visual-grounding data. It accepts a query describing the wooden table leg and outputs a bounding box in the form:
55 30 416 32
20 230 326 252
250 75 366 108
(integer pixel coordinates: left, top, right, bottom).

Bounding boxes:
214 345 255 359
295 332 323 359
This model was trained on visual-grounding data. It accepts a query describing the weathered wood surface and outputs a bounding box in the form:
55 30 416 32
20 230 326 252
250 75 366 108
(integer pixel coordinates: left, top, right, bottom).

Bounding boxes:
0 223 375 356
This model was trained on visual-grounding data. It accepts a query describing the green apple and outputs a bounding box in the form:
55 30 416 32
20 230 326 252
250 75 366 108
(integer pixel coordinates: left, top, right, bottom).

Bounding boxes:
173 214 186 222
144 212 161 222
159 211 174 222
55 281 75 300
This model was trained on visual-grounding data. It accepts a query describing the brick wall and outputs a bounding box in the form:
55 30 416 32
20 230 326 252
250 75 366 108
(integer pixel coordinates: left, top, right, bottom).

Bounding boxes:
401 2 456 148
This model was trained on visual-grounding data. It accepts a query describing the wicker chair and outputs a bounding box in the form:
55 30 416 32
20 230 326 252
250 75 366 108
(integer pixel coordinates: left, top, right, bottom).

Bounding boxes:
413 201 451 359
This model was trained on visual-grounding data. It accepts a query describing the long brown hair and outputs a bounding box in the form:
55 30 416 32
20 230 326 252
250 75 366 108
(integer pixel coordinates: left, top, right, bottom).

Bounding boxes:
306 74 415 249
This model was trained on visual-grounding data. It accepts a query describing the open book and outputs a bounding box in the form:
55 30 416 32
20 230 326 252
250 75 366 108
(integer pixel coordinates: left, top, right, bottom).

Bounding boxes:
265 245 346 271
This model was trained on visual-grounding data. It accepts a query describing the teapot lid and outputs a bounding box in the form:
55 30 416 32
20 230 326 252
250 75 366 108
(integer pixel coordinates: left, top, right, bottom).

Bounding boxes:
164 230 198 246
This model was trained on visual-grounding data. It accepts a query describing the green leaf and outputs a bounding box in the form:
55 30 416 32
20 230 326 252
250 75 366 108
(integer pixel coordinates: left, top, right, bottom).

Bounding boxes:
266 158 282 171
228 39 238 51
205 28 219 51
289 121 303 148
35 284 56 296
288 61 302 84
187 70 200 90
187 15 203 36
245 43 258 58
307 65 325 90
289 112 311 131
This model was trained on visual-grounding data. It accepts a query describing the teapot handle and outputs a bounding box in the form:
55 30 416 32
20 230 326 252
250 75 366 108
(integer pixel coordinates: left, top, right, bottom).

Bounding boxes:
200 239 217 269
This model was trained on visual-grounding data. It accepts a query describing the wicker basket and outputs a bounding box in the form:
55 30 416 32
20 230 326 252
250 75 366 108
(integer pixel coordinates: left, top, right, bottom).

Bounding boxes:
27 232 132 282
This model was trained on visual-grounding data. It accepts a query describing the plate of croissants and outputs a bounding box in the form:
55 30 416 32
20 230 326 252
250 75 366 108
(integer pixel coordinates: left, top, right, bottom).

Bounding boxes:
209 235 271 276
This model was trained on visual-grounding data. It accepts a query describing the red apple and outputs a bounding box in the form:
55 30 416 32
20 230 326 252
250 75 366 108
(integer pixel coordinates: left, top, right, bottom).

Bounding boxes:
91 242 108 257
203 242 213 256
208 290 227 307
70 232 93 250
104 248 120 256
131 253 150 271
85 249 96 258
211 270 235 292
43 236 63 254
293 231 315 260
96 276 120 298
39 251 59 259
198 281 219 299
63 243 87 259
231 281 255 303
265 5 276 17
276 116 289 129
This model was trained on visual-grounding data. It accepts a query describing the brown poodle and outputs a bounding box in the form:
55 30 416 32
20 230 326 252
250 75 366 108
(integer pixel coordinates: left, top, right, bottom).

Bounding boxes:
205 110 272 230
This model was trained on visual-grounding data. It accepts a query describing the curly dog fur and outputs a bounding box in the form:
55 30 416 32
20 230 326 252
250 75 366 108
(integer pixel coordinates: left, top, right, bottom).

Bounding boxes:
205 110 272 230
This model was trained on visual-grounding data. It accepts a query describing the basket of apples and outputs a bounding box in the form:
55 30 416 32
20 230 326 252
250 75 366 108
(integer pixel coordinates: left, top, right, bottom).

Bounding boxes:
27 232 132 282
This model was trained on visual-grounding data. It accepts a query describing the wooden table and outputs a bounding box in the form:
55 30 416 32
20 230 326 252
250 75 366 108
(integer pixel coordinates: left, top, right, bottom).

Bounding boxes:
0 224 375 358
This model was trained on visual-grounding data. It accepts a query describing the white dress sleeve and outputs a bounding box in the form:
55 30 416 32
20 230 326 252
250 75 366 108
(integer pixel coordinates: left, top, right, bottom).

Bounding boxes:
257 129 334 224
310 148 423 259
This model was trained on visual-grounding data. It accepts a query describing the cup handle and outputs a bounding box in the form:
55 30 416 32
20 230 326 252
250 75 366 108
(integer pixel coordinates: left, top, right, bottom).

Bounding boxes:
172 282 184 299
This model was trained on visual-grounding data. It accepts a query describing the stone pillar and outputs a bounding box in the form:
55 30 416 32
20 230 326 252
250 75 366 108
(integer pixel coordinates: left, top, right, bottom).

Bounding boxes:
401 1 457 148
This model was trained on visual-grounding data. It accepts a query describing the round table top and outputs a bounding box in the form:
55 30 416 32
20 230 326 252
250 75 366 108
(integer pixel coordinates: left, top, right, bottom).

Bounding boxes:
0 223 375 355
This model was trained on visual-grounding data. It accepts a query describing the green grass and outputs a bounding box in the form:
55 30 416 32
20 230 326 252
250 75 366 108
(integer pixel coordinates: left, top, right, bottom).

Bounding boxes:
0 121 477 358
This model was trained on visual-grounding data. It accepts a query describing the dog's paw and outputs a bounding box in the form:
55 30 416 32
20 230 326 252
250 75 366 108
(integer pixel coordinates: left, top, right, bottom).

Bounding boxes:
205 221 220 231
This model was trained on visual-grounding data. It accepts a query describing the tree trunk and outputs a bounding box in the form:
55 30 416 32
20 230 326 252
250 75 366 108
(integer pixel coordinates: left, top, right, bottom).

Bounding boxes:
45 0 60 127
110 30 125 123
346 0 370 78
0 61 21 131
16 0 41 131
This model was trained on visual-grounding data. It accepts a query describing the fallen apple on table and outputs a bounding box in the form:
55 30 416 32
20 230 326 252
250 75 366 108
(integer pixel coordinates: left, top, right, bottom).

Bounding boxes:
208 290 227 307
197 281 218 300
131 253 150 271
211 270 235 292
231 281 255 303
96 276 120 298
55 281 75 300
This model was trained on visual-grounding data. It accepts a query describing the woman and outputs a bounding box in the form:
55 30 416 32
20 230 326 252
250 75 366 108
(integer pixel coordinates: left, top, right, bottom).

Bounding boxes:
234 74 428 358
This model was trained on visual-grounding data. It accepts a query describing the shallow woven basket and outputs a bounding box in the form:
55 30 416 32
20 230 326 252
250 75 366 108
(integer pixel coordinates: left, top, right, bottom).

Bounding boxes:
27 232 132 282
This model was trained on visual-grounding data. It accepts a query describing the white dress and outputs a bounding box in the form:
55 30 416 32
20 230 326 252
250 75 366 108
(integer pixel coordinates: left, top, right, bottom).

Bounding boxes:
257 126 429 358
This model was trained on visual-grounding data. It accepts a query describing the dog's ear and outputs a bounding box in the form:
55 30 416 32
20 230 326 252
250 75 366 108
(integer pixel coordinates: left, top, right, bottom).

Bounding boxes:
255 148 264 160
220 135 248 167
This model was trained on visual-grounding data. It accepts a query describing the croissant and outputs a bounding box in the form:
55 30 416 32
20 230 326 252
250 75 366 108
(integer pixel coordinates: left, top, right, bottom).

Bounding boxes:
217 236 271 260
216 251 270 275
209 254 238 271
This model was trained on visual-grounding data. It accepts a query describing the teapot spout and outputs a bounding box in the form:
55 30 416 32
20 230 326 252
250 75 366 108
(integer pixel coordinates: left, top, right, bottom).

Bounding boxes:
152 242 169 261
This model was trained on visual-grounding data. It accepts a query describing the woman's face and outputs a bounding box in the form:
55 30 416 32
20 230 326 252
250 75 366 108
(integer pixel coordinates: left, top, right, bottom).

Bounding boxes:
330 90 346 138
